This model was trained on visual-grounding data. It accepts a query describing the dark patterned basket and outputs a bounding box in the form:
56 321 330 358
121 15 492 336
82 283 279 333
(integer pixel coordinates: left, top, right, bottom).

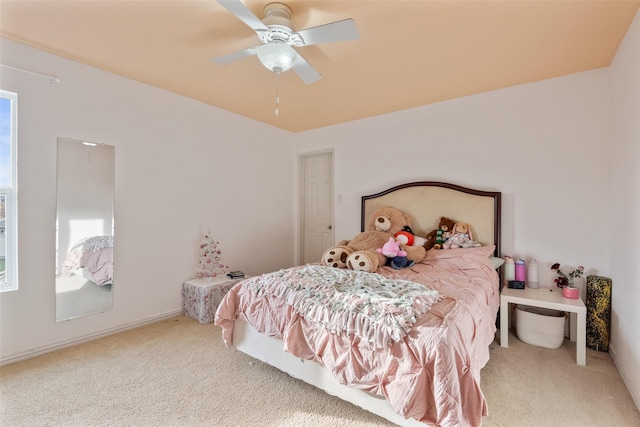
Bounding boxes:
586 275 612 352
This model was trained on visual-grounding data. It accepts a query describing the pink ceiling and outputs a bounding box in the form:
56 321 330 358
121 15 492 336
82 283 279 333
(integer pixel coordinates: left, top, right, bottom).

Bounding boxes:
1 0 638 132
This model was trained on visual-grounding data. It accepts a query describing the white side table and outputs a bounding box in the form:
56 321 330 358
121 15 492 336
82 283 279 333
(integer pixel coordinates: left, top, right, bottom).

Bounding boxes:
500 287 587 366
182 276 245 324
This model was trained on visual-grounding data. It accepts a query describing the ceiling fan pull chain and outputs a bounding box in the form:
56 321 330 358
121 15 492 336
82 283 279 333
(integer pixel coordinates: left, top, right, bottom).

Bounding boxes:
274 67 282 116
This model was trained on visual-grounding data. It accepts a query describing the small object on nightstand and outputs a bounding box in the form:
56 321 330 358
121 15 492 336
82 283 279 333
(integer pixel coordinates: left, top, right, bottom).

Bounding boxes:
527 259 539 288
227 270 245 279
195 232 227 280
562 286 580 299
515 258 526 281
503 256 515 286
508 280 525 289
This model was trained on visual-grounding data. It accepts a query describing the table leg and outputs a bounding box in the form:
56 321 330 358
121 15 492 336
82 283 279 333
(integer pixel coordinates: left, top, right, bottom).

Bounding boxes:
500 298 509 348
569 312 577 342
576 312 586 366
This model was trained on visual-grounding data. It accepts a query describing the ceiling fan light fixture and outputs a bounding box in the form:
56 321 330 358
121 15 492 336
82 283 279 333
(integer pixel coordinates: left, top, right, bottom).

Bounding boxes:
257 43 297 72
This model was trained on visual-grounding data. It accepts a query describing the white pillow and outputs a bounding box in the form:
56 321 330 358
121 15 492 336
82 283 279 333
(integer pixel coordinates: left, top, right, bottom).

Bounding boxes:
490 256 505 269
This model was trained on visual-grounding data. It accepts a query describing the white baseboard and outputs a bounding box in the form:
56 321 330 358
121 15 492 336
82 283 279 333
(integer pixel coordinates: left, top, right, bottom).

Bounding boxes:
609 342 640 411
0 309 183 366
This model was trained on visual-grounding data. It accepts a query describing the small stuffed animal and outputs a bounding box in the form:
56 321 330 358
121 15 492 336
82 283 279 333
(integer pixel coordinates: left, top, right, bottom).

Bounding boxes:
425 217 456 250
376 237 415 269
442 221 481 249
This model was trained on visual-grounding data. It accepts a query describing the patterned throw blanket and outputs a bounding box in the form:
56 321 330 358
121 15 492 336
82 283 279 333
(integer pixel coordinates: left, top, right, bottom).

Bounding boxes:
71 236 114 253
246 265 442 348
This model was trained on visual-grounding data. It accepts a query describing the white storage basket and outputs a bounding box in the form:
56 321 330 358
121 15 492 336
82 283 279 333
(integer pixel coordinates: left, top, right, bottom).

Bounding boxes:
515 304 566 349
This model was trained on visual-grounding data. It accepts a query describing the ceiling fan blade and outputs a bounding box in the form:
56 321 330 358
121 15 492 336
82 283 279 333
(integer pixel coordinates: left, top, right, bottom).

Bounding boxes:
295 19 359 46
216 0 268 33
211 46 259 65
291 53 321 85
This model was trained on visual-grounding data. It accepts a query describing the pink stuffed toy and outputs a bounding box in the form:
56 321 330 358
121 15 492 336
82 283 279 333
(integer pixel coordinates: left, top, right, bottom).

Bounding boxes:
377 237 414 269
377 237 407 258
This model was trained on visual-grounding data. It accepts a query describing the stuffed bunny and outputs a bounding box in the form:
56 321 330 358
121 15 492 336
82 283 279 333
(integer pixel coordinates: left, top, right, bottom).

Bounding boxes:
443 221 481 249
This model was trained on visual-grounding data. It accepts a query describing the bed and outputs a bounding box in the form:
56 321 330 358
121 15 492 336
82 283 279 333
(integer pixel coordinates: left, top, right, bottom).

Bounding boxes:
215 181 502 427
62 235 114 286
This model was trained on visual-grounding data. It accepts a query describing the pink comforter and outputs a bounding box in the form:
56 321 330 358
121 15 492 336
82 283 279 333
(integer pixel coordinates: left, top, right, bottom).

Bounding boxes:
215 245 500 427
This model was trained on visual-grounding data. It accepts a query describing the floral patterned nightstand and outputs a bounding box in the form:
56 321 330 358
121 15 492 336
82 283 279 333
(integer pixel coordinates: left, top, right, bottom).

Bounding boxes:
182 276 244 324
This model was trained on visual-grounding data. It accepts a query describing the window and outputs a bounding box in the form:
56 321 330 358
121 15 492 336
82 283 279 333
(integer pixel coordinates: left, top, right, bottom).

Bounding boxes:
1 90 17 291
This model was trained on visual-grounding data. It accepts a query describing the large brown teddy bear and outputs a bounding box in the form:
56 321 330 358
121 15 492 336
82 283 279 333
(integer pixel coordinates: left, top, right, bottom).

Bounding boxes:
321 206 426 273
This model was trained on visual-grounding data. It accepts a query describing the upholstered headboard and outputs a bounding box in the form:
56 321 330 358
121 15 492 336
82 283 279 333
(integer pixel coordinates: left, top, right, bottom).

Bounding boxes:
361 181 501 256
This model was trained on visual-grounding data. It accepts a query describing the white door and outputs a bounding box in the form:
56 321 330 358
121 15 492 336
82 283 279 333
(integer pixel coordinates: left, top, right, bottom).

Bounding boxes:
301 152 334 264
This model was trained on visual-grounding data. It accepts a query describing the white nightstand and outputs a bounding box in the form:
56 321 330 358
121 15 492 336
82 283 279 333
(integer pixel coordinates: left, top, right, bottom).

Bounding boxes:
500 286 587 366
182 275 245 324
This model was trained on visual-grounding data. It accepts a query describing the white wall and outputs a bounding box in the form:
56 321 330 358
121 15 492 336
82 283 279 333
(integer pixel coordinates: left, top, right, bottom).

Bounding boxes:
296 69 612 284
0 38 296 362
610 9 640 408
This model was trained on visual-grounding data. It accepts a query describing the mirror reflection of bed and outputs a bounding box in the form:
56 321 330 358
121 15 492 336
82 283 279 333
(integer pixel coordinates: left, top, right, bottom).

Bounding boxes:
56 235 113 320
55 137 114 321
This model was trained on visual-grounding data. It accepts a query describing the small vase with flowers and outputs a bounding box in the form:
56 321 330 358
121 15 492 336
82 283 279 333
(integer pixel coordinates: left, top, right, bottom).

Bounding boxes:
551 262 584 299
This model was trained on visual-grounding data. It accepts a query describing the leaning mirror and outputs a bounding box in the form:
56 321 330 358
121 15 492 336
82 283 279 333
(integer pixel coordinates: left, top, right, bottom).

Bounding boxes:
55 137 114 321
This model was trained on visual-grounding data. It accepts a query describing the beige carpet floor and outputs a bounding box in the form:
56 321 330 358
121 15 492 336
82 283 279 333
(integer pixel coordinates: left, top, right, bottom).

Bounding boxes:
1 315 638 427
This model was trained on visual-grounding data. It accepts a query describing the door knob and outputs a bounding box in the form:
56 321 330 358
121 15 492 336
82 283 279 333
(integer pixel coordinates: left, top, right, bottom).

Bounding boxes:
327 225 332 230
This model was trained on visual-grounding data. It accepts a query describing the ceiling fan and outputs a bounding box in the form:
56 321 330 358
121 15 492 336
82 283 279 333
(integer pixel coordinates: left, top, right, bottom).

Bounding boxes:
212 0 359 84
